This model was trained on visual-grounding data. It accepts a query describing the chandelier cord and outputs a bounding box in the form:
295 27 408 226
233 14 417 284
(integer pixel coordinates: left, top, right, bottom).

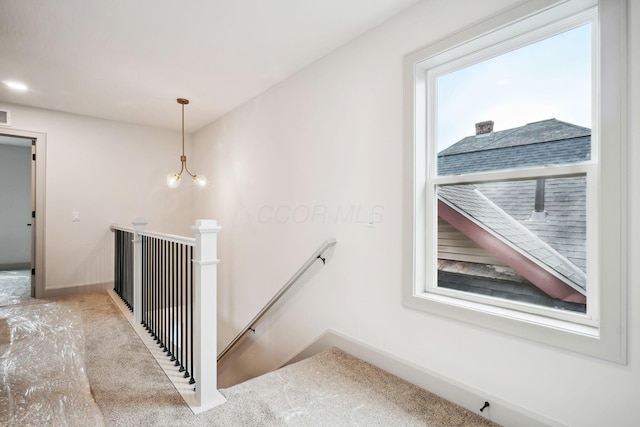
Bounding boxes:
179 100 195 178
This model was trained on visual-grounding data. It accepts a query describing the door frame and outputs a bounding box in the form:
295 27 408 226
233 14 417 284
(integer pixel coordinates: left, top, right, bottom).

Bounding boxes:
0 128 46 298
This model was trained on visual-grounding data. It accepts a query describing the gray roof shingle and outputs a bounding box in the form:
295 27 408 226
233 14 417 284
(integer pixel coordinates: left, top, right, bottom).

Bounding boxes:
438 185 586 293
437 118 589 294
438 119 590 176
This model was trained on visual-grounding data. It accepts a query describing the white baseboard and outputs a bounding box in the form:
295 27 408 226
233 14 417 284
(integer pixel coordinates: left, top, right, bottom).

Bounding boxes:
43 281 112 298
285 329 566 427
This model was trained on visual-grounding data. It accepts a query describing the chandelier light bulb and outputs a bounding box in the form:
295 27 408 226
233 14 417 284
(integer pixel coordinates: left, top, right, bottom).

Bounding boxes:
193 175 207 187
166 173 181 188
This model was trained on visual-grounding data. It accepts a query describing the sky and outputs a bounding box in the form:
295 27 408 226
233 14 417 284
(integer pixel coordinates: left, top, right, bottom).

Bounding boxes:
436 23 591 151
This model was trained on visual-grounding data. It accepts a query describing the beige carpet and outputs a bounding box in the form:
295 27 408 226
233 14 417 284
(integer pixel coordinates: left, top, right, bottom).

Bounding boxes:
50 291 499 427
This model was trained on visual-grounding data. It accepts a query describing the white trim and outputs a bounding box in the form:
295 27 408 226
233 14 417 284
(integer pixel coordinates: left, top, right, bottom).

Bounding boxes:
192 259 220 266
110 224 134 233
44 281 111 298
138 229 195 246
432 162 594 185
0 127 46 299
427 6 596 320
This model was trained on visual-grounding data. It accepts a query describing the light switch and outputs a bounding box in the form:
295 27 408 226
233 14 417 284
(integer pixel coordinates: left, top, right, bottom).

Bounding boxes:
72 211 80 222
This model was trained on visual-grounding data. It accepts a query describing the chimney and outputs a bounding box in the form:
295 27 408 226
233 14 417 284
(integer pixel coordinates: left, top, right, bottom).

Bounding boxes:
475 120 494 136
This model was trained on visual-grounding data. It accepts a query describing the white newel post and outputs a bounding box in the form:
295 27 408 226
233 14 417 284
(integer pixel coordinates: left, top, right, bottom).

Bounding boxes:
192 219 226 409
132 217 147 324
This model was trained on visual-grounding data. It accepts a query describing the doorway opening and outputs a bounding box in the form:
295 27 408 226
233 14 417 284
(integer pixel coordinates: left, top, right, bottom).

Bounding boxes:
0 130 46 299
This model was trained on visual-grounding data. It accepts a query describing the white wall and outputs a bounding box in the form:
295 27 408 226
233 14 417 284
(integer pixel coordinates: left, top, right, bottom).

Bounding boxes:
0 144 31 269
193 0 640 425
0 102 196 290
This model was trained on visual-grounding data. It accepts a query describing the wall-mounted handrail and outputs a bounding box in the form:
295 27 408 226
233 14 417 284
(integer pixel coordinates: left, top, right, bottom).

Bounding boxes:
217 238 337 363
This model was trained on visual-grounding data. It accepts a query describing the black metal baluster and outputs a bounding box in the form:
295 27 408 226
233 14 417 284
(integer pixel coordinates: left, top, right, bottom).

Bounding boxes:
149 238 152 333
178 245 186 372
161 239 166 350
184 243 190 379
117 231 122 297
178 243 184 371
142 235 147 328
170 241 176 362
153 238 158 342
145 235 150 328
156 237 161 343
142 236 151 332
184 244 190 380
159 239 164 348
125 231 131 310
149 237 153 333
150 238 155 336
167 242 174 358
167 240 171 355
163 239 168 353
174 241 179 363
182 244 188 377
122 231 127 305
148 236 153 332
115 231 119 296
128 231 133 310
163 240 169 353
189 245 195 385
122 231 126 305
146 236 150 329
114 231 119 296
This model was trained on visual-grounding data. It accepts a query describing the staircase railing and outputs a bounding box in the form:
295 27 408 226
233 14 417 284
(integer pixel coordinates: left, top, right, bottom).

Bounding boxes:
217 238 337 363
112 219 336 409
111 218 224 410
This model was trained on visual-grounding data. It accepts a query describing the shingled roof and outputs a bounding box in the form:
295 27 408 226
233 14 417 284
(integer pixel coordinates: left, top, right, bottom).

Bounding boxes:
439 183 586 294
437 118 589 301
438 119 591 175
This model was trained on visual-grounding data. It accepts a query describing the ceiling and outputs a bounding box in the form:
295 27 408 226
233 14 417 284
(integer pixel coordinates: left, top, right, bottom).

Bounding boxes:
0 0 420 132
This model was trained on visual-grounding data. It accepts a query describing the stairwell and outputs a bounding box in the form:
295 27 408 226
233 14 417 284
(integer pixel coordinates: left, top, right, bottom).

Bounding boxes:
0 279 498 426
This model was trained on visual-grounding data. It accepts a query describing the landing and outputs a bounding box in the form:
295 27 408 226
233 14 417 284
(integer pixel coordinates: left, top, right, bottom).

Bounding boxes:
4 289 498 426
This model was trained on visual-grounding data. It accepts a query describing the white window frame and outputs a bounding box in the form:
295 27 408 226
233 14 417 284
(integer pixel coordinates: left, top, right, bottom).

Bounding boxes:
429 12 596 325
402 0 627 363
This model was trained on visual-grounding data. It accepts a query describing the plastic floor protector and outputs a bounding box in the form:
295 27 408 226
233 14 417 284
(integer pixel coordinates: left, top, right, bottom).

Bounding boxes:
0 302 105 426
0 270 32 307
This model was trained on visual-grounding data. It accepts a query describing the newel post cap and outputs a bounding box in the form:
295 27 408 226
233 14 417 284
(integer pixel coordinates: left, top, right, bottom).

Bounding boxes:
192 219 222 233
132 217 148 227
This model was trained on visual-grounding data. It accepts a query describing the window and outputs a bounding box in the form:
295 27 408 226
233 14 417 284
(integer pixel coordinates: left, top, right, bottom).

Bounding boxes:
402 0 627 362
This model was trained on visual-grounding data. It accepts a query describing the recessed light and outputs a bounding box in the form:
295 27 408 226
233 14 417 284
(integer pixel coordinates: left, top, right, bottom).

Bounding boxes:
3 80 29 91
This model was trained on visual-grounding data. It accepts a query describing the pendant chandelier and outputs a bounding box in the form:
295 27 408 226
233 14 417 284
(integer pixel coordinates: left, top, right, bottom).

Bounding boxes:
166 98 207 188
